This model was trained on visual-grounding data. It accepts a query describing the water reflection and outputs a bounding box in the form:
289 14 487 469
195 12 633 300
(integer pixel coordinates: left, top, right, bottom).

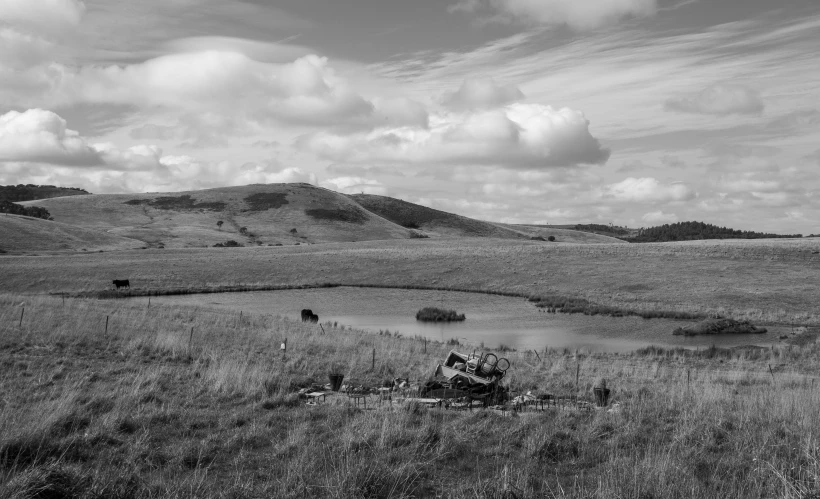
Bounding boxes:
146 287 778 353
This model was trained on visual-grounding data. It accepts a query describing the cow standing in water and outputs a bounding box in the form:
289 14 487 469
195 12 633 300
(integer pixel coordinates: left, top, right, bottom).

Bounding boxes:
113 279 130 290
301 309 319 323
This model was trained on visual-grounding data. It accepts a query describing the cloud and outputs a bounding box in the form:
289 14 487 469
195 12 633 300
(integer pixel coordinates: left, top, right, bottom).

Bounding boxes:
303 103 610 168
664 83 764 116
449 0 657 30
320 177 387 195
601 177 696 202
641 210 678 224
442 78 525 111
0 0 86 35
0 109 101 165
129 124 178 141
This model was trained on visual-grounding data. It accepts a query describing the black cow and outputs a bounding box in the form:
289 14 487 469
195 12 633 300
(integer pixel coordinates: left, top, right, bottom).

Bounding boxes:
113 279 130 290
300 309 319 323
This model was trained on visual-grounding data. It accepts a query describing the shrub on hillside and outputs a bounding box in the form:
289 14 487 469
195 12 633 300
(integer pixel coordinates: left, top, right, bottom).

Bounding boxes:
123 195 225 211
213 240 243 248
244 192 289 211
305 207 368 224
415 307 466 322
548 236 556 242
0 200 53 220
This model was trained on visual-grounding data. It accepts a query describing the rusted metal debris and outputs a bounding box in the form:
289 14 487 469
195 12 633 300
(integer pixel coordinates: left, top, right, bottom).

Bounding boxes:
420 349 511 406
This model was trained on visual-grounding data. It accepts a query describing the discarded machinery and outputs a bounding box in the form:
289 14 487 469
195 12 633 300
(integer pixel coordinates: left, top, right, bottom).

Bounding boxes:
420 349 511 406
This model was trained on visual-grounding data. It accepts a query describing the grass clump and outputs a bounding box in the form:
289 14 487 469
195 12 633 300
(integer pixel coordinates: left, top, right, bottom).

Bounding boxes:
415 307 466 322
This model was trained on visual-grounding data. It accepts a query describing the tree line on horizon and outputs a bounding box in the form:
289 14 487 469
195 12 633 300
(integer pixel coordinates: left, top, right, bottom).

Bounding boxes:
621 221 802 242
0 184 89 203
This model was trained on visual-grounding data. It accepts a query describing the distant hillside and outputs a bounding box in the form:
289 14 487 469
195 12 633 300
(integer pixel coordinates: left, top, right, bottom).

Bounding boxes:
0 214 143 253
624 221 802 242
348 194 528 240
503 224 628 244
21 184 416 248
0 184 89 202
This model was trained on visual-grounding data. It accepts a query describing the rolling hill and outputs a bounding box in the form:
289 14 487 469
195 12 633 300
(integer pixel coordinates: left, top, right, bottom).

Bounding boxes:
17 183 621 249
348 194 528 239
20 184 415 248
0 214 144 253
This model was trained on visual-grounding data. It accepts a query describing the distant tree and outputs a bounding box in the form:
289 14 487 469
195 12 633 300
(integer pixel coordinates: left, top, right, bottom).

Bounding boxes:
216 220 223 230
548 236 555 242
290 228 297 234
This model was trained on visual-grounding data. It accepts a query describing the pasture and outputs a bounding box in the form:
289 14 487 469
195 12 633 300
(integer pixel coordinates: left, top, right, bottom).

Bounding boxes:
1 237 818 325
2 293 820 498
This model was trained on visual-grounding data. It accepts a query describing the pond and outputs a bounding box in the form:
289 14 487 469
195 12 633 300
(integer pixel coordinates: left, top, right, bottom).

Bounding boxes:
144 287 782 353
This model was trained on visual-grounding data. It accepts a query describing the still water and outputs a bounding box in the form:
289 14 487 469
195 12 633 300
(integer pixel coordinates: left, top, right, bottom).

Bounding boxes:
146 287 780 353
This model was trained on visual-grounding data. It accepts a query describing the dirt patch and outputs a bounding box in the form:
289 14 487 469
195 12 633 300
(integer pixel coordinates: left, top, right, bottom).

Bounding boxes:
123 195 225 211
244 193 289 211
305 207 369 224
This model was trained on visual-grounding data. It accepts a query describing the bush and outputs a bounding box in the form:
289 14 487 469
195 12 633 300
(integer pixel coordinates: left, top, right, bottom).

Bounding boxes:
415 307 466 322
0 201 52 220
548 236 556 242
213 240 243 248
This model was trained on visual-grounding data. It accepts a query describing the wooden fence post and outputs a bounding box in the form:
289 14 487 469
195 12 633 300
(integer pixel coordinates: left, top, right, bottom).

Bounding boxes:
575 361 580 393
687 369 691 390
372 347 376 371
188 327 194 355
19 307 24 327
148 296 151 308
105 316 109 336
424 338 427 354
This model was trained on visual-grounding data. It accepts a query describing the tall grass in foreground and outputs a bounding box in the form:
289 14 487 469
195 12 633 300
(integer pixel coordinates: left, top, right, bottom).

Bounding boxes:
2 294 820 497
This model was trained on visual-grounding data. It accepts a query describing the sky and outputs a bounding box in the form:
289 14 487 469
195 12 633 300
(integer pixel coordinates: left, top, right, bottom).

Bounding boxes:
1 0 818 234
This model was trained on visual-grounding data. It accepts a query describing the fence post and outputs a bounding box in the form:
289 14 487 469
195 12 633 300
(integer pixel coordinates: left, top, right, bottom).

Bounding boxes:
687 369 691 390
575 361 580 393
424 338 427 354
372 347 376 371
188 327 194 355
19 307 24 327
105 316 109 336
319 324 326 335
148 296 151 308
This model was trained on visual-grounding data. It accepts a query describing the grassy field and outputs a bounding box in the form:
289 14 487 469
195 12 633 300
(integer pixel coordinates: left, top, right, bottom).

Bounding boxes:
2 294 820 498
2 237 819 325
0 214 143 253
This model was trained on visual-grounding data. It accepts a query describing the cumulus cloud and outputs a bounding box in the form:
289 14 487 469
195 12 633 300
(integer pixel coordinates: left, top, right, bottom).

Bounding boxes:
601 177 696 202
8 52 426 131
302 103 610 169
664 83 764 116
0 109 101 165
641 210 678 224
449 0 657 30
321 177 387 195
442 78 525 111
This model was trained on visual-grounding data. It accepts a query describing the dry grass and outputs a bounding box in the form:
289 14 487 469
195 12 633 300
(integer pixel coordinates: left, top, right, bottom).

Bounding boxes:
2 237 819 325
0 214 143 253
2 294 820 497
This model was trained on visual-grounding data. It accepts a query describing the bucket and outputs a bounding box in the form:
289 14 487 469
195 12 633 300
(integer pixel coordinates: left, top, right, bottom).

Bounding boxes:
329 373 344 392
593 387 610 407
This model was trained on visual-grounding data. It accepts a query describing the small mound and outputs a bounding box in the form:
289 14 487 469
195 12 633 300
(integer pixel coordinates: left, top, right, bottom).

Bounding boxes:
673 318 767 336
416 307 466 322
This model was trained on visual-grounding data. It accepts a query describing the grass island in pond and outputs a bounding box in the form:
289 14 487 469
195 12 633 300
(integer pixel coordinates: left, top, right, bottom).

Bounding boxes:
416 307 466 322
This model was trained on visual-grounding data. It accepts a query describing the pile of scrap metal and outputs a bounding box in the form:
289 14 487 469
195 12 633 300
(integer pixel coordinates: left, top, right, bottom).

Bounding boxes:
420 349 511 406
